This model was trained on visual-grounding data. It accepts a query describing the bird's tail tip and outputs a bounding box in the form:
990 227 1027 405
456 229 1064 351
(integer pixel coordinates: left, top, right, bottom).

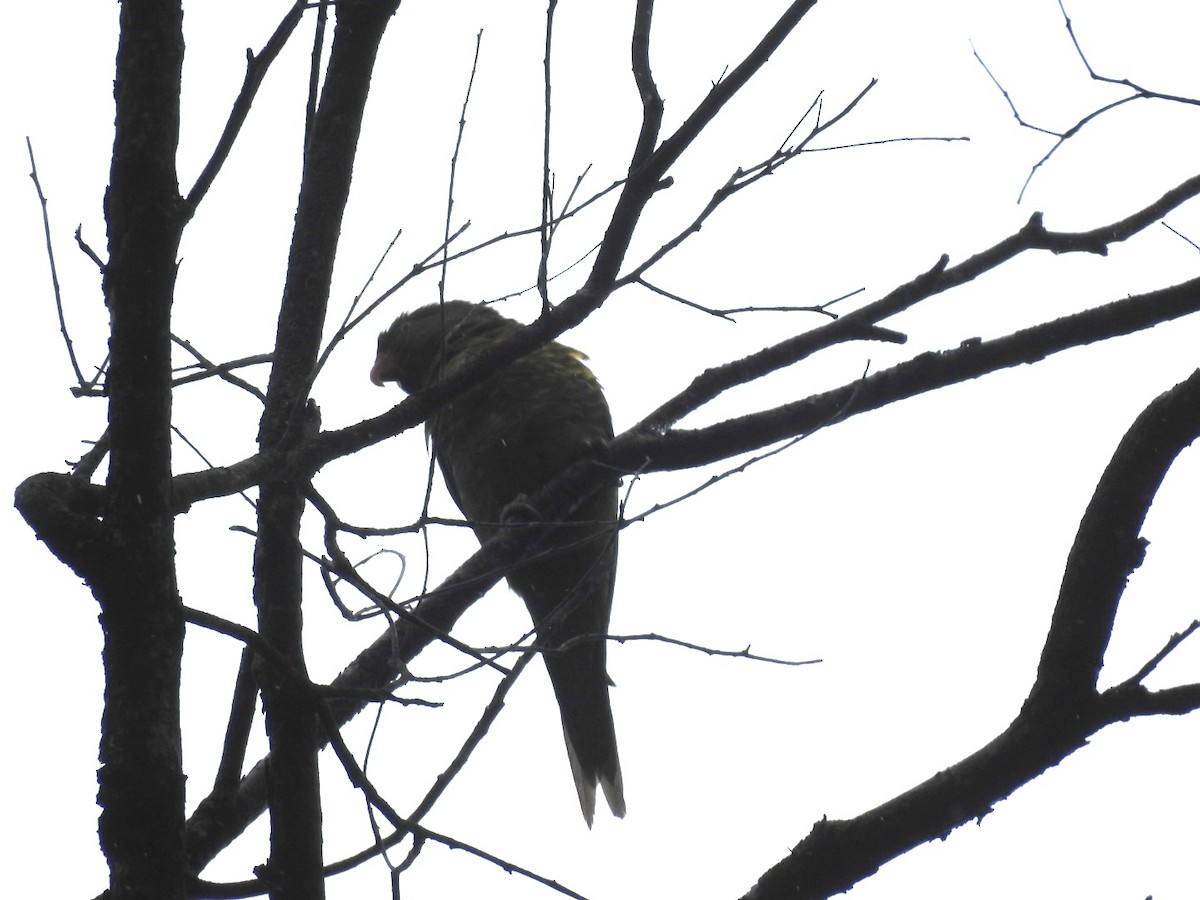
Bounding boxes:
565 731 625 827
600 771 626 820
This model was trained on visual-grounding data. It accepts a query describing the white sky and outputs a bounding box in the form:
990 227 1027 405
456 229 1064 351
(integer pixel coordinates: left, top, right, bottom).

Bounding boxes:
4 1 1200 898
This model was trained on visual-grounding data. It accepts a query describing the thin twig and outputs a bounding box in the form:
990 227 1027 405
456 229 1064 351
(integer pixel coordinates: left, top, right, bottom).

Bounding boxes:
314 681 588 900
170 425 257 509
440 30 484 304
1128 620 1200 686
70 430 111 481
538 0 559 309
74 226 106 272
304 0 330 158
304 487 509 673
625 436 806 522
974 3 1200 202
341 177 623 342
407 651 538 821
607 632 819 667
27 137 85 386
619 81 895 284
186 1 308 209
171 335 268 400
970 42 1060 138
312 225 404 379
1162 222 1200 253
638 278 864 321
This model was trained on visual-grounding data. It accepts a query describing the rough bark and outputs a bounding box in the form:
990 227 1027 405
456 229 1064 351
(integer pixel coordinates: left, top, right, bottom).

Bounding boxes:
250 2 403 897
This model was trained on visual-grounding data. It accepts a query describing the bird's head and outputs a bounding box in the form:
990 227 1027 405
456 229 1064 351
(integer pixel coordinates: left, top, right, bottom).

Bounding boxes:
370 300 504 392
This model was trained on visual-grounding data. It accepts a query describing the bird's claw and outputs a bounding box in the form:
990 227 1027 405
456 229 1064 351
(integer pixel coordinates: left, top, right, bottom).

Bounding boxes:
501 495 540 525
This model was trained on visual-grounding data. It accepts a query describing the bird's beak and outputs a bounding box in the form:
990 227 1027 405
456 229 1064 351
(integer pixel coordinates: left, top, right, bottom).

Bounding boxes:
369 359 387 386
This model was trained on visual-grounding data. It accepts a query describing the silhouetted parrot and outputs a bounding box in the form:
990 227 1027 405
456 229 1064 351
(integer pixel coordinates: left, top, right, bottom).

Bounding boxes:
370 300 624 825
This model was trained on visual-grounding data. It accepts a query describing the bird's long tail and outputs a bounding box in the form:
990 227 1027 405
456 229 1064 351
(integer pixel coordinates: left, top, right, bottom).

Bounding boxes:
546 643 625 827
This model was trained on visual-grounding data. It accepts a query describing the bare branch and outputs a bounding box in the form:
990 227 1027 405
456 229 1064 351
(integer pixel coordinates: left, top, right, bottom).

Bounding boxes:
743 371 1200 900
970 42 1060 138
1059 0 1200 107
100 0 189 893
586 0 819 291
439 29 485 307
74 225 107 272
651 0 820 179
186 1 308 210
26 137 85 387
311 227 405 381
250 3 405 892
304 0 330 156
629 0 664 170
171 335 268 400
537 0 559 308
637 276 1200 473
976 2 1200 201
212 650 258 797
178 272 1200 868
638 174 1200 433
1126 620 1200 685
70 430 110 480
620 82 884 284
606 632 819 667
117 176 1200 511
1029 370 1200 711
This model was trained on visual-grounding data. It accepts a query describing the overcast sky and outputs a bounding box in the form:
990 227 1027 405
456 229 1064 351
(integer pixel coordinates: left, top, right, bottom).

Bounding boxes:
5 2 1200 898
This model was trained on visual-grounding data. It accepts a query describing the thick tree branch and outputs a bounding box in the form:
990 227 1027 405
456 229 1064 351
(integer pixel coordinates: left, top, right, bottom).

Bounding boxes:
741 370 1200 900
18 6 1200 888
14 472 112 579
585 0 818 294
98 1 189 898
634 276 1200 472
180 275 1200 869
26 259 1200 534
182 295 1198 871
628 0 664 171
185 469 587 870
302 178 1200 478
642 172 1200 430
1029 369 1200 709
80 45 1177 521
26 192 1198 525
249 2 402 897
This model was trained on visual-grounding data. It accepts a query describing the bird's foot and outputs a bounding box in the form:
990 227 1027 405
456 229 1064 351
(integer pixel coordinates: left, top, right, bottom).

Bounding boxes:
500 494 540 525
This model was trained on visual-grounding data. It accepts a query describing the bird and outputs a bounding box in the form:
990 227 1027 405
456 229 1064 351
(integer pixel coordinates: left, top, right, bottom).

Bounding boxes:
370 300 624 826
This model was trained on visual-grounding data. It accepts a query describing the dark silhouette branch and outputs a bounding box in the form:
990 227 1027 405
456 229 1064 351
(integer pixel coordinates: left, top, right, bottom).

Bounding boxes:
212 649 258 796
976 1 1200 201
26 137 85 387
635 275 1200 472
17 4 1200 894
741 369 1200 900
178 276 1200 868
309 174 1200 476
169 339 270 400
1059 0 1200 108
23 187 1200 540
1029 370 1200 709
438 28 483 307
537 1 560 307
250 2 403 897
618 80 883 284
98 1 190 898
186 1 308 210
303 0 330 156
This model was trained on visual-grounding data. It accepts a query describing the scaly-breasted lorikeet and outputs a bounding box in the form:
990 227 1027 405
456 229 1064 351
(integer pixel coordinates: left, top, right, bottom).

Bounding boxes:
371 301 624 825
